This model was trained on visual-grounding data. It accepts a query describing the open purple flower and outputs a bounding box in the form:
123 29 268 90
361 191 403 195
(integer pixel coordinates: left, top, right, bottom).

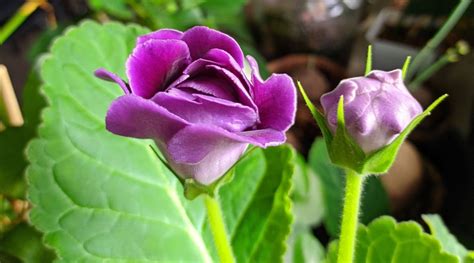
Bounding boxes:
321 70 422 153
95 26 296 185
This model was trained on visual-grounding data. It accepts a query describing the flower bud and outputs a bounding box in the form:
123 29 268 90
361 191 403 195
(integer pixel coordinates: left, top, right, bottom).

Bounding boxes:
321 70 422 153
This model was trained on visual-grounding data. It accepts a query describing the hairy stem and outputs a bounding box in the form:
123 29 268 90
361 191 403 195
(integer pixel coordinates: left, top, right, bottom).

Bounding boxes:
337 170 365 263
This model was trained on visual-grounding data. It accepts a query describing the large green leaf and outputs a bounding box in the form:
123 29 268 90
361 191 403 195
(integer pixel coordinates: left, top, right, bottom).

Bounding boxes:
422 214 473 263
26 20 294 262
0 69 46 197
0 223 55 263
326 216 459 263
308 138 389 238
219 145 294 263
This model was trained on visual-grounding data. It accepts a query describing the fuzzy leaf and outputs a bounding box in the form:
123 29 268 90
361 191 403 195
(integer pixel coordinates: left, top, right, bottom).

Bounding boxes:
326 216 459 263
422 214 472 263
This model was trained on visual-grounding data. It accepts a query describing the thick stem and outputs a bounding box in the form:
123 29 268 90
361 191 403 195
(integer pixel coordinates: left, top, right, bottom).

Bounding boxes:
205 194 235 263
337 170 365 263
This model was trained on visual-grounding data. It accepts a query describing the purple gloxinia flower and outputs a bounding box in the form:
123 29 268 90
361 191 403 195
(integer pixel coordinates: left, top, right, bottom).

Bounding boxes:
95 26 296 185
321 69 422 153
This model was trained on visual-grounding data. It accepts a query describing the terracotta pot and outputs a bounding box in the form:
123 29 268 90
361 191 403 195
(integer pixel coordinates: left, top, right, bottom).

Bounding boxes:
267 54 345 154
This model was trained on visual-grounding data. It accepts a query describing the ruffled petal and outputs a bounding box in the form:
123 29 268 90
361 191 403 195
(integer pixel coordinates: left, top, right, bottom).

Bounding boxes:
182 26 244 67
206 65 257 111
251 71 297 132
106 94 188 143
137 29 183 45
176 74 237 101
94 68 130 94
152 92 257 132
126 39 191 98
246 55 263 84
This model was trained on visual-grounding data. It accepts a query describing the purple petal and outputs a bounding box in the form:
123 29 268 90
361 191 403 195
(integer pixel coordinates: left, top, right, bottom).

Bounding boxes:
168 125 285 164
236 129 286 147
251 72 297 132
106 94 188 143
206 49 253 94
166 125 286 184
126 39 191 99
367 69 403 84
204 49 244 74
247 55 264 85
94 68 130 94
176 75 237 101
137 29 183 45
152 92 257 132
166 125 249 184
206 65 257 111
321 69 422 153
182 26 244 67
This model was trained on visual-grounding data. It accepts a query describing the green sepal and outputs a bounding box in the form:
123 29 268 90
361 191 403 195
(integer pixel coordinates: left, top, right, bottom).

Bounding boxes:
183 170 235 200
298 81 448 174
328 96 367 172
297 81 333 147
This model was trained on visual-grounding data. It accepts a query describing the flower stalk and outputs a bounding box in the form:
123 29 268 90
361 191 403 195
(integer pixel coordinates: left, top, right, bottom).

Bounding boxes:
406 0 471 80
204 194 235 263
337 170 365 263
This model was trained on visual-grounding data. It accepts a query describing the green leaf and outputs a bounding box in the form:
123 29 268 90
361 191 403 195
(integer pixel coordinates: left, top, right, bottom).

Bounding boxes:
0 223 55 263
88 0 134 19
26 20 294 262
292 153 324 227
292 226 325 263
402 56 412 79
218 145 294 263
422 214 471 262
365 45 372 76
326 216 459 263
329 96 366 172
308 138 389 238
0 69 46 197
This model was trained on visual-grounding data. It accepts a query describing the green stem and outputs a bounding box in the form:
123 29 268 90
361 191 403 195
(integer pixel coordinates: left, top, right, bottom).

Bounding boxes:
409 54 451 91
337 170 365 263
406 0 471 80
205 194 235 263
0 1 41 44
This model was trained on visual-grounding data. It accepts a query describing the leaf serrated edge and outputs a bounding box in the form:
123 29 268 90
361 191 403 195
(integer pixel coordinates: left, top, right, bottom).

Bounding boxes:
326 216 460 263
